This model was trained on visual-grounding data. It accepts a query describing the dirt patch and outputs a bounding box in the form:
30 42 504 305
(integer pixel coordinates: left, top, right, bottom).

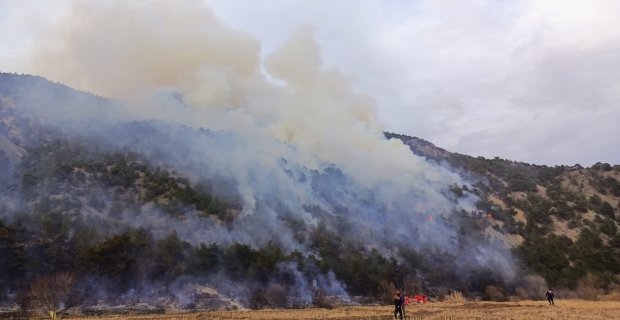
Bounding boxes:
551 217 580 241
582 209 598 221
487 193 527 227
489 195 506 209
485 227 523 248
536 185 548 198
0 134 27 163
513 208 527 223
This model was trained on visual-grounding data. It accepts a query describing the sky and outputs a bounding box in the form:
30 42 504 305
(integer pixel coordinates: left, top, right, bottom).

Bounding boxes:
0 0 619 166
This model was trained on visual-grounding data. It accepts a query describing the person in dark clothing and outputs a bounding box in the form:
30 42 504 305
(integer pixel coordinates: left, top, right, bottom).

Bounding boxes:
400 290 406 318
394 291 403 319
546 289 554 305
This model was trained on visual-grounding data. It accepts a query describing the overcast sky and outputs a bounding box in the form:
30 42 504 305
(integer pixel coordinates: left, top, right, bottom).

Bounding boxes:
1 0 619 166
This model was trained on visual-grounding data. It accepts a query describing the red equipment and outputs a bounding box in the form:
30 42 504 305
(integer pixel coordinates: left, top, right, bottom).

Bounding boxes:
404 295 428 304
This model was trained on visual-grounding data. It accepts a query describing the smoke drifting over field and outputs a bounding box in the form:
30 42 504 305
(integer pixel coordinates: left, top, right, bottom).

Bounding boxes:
5 0 516 300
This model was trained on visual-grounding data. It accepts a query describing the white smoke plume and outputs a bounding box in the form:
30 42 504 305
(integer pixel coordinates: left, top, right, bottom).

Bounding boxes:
31 0 460 191
13 0 515 286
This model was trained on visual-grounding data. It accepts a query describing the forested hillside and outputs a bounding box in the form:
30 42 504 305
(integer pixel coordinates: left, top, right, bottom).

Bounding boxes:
387 132 620 290
1 73 619 315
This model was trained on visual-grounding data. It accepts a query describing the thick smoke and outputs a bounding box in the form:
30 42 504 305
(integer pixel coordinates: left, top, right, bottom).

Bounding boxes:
31 1 461 192
13 0 515 297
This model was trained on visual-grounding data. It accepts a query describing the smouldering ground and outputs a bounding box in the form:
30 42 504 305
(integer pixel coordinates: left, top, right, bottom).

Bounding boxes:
55 300 620 320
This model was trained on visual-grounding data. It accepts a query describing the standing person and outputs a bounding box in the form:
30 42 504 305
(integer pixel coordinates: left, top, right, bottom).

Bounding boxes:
400 289 406 319
546 289 554 305
394 291 403 319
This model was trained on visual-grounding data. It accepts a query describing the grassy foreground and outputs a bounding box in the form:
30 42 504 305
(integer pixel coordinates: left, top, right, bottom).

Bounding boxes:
49 300 620 320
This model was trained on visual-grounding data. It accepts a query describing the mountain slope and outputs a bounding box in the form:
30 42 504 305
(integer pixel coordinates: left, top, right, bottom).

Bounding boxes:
0 73 619 313
386 132 620 287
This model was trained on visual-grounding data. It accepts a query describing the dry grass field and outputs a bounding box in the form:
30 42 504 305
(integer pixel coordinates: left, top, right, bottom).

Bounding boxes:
39 300 620 320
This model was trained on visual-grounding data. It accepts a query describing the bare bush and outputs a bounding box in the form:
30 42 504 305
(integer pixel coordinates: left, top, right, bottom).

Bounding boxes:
484 285 507 302
312 288 333 309
264 284 288 309
579 273 604 288
608 282 620 292
29 272 80 319
576 285 603 301
515 275 548 300
599 291 620 302
432 286 449 301
378 280 396 304
248 288 265 310
556 289 580 300
576 273 604 301
16 291 32 317
515 287 527 301
403 276 423 296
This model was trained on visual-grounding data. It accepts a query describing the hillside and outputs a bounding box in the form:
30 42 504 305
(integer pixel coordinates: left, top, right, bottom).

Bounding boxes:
1 73 619 315
386 132 620 288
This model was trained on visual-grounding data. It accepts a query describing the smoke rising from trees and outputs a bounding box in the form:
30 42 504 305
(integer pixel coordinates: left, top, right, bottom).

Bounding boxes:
0 0 519 307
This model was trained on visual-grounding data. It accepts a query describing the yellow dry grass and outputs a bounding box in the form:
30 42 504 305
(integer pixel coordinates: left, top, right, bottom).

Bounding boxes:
599 292 620 302
37 300 620 320
442 291 465 303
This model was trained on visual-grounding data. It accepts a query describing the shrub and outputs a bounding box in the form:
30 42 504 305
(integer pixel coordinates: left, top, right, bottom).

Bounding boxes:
443 291 465 303
610 234 620 248
600 218 618 236
514 288 527 301
576 273 604 301
29 272 80 319
599 291 620 302
600 202 615 219
515 275 547 300
378 280 397 304
568 219 582 229
613 183 620 197
576 285 602 301
264 284 288 309
484 285 507 302
312 288 333 309
248 288 266 310
16 291 32 317
432 286 449 301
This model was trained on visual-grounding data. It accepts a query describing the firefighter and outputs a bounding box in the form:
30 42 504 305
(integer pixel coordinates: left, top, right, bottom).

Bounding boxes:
546 288 554 305
394 290 403 319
